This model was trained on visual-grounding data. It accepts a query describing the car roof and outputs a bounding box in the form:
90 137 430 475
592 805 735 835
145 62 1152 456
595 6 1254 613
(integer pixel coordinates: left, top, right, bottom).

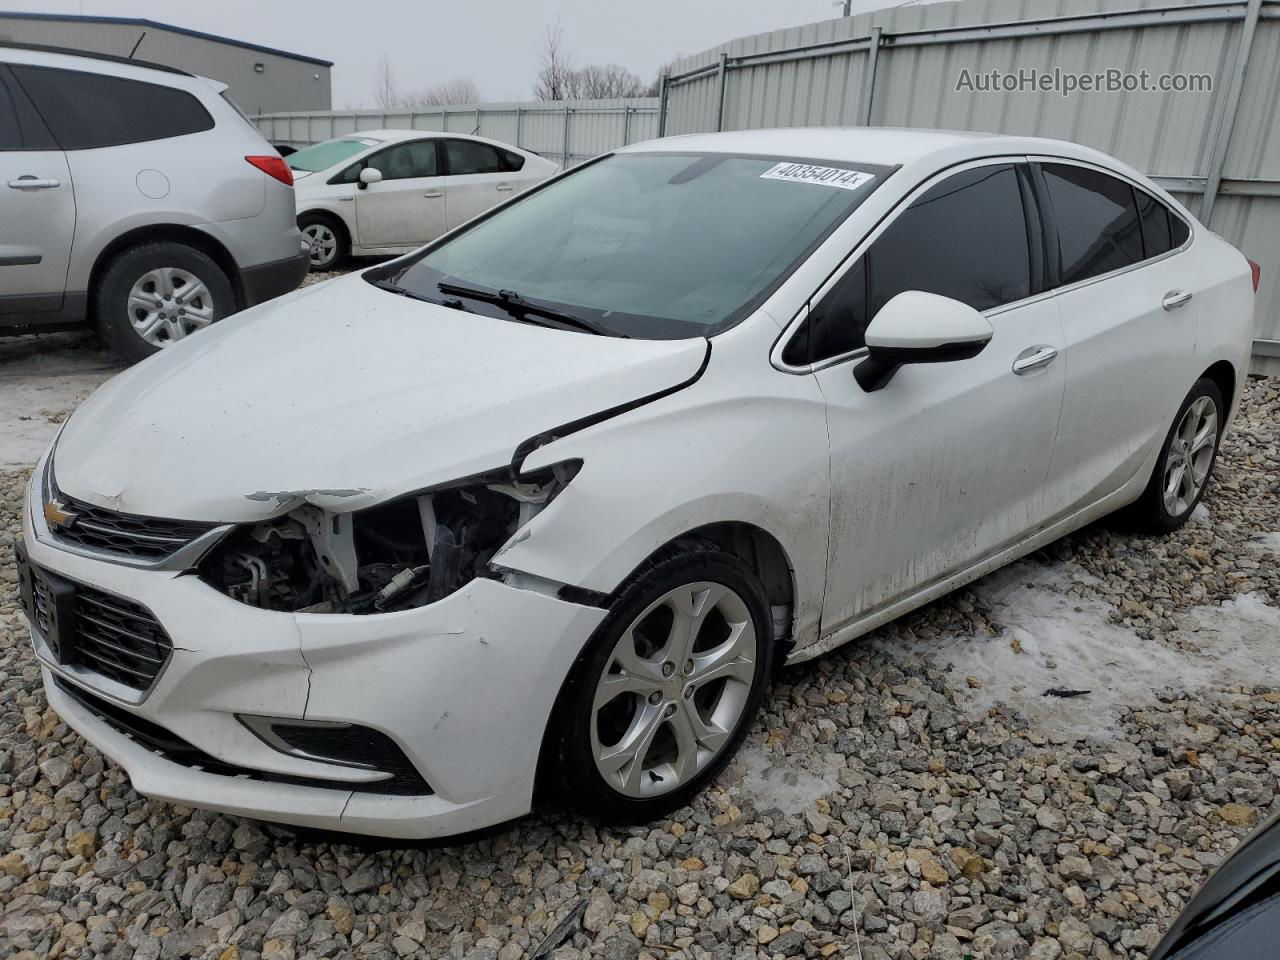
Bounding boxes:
0 39 189 76
619 126 1131 174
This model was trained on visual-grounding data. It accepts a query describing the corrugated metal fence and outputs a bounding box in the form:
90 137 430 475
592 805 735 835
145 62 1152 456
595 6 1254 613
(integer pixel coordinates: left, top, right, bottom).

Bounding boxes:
253 99 658 169
254 0 1279 367
656 0 1280 371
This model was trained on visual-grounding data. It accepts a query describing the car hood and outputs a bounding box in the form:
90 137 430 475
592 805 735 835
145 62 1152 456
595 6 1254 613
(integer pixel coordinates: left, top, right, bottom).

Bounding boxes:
54 274 708 522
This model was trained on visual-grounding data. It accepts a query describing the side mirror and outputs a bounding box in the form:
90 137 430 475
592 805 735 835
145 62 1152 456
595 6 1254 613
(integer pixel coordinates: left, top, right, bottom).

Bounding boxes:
854 291 994 392
358 167 383 189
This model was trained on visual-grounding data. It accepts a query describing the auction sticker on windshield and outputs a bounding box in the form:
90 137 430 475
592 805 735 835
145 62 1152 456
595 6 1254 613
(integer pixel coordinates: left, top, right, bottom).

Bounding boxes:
760 162 874 191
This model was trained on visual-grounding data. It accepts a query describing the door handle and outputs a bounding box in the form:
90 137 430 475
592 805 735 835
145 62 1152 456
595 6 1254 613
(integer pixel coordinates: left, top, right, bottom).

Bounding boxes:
423 189 443 198
7 177 61 190
496 183 514 192
1012 345 1058 375
1162 290 1193 311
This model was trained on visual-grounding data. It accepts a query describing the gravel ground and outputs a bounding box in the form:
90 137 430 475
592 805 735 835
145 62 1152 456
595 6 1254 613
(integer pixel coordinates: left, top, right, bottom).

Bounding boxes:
0 343 1277 960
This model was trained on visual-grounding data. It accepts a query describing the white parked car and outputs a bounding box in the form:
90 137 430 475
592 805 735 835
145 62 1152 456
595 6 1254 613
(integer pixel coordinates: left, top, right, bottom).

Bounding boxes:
19 128 1256 839
289 130 559 270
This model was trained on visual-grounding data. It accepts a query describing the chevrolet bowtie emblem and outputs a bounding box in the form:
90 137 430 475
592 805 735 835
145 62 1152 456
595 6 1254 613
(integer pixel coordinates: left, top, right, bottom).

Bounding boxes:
44 499 77 530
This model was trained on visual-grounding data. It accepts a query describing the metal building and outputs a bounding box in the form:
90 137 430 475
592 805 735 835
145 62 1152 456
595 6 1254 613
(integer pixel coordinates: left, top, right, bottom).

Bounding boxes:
0 11 332 114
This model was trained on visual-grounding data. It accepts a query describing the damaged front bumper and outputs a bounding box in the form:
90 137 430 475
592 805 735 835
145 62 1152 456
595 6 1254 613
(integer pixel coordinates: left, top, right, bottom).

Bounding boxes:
23 478 607 839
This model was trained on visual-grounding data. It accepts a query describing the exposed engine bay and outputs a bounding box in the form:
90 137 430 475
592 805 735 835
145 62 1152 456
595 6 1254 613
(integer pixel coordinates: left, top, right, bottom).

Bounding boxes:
199 463 579 614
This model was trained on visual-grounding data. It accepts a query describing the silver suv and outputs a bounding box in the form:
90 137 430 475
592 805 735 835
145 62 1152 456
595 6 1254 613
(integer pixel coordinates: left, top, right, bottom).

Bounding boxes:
0 44 309 360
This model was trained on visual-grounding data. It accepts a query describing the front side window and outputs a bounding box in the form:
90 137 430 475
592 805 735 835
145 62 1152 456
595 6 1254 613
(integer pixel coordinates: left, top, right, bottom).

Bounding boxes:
380 152 888 339
291 137 381 173
444 139 506 175
10 65 213 150
785 163 1030 365
1042 162 1143 285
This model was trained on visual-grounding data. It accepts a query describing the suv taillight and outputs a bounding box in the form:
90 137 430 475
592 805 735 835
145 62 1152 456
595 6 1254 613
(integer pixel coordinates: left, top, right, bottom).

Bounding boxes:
246 155 293 186
1248 258 1261 293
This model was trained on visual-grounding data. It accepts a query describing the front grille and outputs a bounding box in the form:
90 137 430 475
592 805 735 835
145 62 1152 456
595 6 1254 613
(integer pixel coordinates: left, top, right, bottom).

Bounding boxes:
50 492 219 562
69 587 172 689
55 678 434 797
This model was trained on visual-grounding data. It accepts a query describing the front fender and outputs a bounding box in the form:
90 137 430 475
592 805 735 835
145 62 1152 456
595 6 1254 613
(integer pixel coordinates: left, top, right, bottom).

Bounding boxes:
493 367 831 651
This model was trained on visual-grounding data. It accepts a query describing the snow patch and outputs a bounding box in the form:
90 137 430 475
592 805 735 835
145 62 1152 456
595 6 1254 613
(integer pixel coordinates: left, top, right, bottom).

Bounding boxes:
1190 503 1212 526
1247 532 1280 554
881 562 1280 742
730 743 837 815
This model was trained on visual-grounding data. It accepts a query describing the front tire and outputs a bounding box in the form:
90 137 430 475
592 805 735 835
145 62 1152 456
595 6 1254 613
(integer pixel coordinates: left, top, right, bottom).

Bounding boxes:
550 544 775 823
299 213 347 272
95 243 234 362
1130 378 1224 532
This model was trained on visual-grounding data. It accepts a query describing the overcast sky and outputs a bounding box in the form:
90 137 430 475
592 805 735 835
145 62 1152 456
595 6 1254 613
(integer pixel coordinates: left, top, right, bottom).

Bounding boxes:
23 0 902 106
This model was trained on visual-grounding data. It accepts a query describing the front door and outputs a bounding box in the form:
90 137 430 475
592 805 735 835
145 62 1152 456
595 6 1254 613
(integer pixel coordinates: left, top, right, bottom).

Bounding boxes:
0 65 74 315
353 139 446 248
798 160 1066 636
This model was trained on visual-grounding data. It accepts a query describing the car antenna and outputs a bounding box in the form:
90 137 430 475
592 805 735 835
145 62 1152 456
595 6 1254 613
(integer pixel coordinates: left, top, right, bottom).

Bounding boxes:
128 31 147 58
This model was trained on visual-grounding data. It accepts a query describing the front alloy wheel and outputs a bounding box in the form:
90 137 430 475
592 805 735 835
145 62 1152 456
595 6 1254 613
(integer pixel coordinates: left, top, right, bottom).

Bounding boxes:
550 544 775 823
591 581 757 798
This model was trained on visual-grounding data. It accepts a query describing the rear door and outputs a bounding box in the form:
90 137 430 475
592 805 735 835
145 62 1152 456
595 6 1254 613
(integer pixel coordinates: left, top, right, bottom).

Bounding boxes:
350 139 446 247
1033 160 1200 514
0 64 74 317
441 138 519 229
791 160 1066 635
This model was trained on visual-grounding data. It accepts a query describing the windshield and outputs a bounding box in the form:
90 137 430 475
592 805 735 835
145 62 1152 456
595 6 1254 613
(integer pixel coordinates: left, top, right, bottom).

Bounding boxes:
380 152 889 339
288 137 380 173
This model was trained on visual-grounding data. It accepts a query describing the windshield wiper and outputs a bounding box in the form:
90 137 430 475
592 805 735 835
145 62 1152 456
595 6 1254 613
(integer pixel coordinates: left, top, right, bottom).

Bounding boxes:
437 281 619 337
370 278 447 306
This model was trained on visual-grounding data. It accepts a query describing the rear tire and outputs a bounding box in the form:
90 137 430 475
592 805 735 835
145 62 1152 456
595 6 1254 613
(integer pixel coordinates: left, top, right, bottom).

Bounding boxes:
1128 378 1224 532
95 243 234 363
299 213 347 272
549 543 775 824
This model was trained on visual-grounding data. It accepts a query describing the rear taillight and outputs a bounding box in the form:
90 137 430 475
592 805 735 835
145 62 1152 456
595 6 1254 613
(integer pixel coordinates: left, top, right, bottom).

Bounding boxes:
1248 257 1261 292
245 155 293 186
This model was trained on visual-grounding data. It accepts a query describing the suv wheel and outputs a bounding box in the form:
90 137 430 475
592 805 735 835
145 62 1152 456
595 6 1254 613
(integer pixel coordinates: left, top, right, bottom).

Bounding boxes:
96 243 234 361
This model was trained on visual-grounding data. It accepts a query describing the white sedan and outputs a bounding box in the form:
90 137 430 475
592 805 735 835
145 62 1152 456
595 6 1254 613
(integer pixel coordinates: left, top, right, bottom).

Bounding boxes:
289 130 559 270
19 128 1256 838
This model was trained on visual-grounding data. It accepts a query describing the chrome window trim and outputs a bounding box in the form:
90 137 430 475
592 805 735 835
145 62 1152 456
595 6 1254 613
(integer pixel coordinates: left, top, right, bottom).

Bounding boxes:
771 153 1195 376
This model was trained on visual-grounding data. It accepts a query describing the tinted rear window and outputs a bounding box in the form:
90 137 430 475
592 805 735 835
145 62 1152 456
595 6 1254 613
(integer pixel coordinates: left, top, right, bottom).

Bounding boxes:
1042 163 1144 285
0 66 57 151
444 139 506 175
11 65 213 150
1136 188 1174 258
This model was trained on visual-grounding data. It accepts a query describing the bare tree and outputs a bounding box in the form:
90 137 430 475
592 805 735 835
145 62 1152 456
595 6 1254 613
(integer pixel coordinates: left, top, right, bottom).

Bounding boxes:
573 64 648 99
373 54 400 110
402 77 480 107
533 21 575 100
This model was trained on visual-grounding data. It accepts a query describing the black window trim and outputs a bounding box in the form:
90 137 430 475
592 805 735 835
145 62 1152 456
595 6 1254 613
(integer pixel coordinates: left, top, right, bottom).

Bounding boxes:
771 155 1040 375
772 153 1195 375
1026 155 1194 299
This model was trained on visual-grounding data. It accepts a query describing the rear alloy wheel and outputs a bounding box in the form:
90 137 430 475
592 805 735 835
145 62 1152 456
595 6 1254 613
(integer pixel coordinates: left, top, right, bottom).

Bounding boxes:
95 243 234 362
1130 378 1224 531
300 215 346 271
551 546 774 822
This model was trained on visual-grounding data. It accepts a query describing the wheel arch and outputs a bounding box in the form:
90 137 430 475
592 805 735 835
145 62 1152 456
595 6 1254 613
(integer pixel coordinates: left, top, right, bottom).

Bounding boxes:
297 207 353 249
1199 359 1236 412
89 224 244 313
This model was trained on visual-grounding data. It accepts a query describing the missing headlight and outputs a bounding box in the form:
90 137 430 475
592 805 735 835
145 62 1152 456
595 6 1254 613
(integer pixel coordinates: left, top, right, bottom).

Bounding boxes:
200 461 580 614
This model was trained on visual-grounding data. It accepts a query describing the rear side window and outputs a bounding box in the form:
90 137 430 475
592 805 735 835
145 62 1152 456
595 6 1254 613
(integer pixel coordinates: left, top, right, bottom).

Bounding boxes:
444 139 506 175
785 163 1030 365
11 65 214 150
1136 189 1173 258
501 148 525 172
1042 163 1143 285
0 66 57 151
